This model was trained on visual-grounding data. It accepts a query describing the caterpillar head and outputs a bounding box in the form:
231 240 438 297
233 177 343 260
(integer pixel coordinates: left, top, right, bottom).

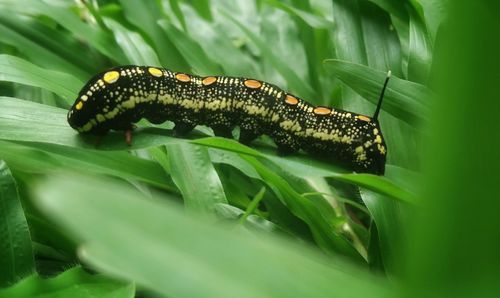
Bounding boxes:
67 66 155 134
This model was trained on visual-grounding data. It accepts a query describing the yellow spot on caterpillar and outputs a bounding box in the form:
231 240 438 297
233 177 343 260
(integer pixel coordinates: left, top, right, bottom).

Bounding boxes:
357 115 371 122
82 122 93 132
373 128 379 135
313 107 331 115
176 73 191 82
378 144 386 155
244 79 262 89
105 107 119 119
122 97 136 109
158 94 175 105
96 114 106 123
285 95 299 105
341 135 353 144
81 95 88 102
358 154 367 161
103 71 120 84
148 67 163 77
375 135 382 144
355 146 364 154
202 76 217 86
75 101 83 110
280 120 295 130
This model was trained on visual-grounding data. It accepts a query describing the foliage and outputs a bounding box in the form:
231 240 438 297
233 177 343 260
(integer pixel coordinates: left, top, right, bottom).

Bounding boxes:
2 1 498 297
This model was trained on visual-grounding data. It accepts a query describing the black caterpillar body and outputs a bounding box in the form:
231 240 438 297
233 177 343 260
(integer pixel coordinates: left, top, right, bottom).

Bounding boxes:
68 66 388 174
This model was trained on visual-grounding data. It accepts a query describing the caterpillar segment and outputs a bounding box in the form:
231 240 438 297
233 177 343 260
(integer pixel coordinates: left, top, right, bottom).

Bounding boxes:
68 66 389 174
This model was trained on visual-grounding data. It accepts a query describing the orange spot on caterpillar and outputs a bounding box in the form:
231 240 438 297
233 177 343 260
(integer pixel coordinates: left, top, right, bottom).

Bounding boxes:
313 107 331 115
357 115 371 122
285 95 299 105
176 73 191 82
202 76 217 86
244 79 262 89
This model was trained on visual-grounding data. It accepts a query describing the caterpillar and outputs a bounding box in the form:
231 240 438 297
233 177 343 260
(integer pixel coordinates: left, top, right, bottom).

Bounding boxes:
67 66 389 175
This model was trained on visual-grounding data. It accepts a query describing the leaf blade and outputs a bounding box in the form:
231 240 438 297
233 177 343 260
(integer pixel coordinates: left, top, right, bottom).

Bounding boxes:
0 161 35 286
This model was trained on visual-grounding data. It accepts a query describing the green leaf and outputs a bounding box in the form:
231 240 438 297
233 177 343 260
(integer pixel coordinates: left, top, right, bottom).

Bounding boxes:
333 173 416 204
167 143 227 215
330 0 368 113
324 59 430 124
0 161 35 286
192 137 262 158
360 2 403 77
34 173 390 298
0 15 90 81
193 137 416 204
264 0 332 29
177 6 261 77
360 188 411 277
0 266 134 298
365 0 409 21
104 18 161 66
407 8 432 83
0 55 82 104
0 141 172 191
416 0 447 41
223 12 316 100
157 20 222 75
0 0 129 66
240 155 362 259
117 0 189 71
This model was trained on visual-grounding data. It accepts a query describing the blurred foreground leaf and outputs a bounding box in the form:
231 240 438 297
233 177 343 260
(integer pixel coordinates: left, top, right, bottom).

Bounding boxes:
404 2 500 297
34 173 389 298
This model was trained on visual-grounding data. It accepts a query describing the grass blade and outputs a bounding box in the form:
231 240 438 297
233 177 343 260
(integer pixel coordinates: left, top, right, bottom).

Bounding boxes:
324 59 430 124
167 143 228 215
0 267 134 297
0 55 82 105
0 161 34 286
0 141 172 191
34 173 390 298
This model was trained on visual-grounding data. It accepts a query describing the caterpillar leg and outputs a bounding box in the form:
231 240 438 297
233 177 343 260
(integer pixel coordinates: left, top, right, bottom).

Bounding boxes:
212 125 234 138
276 144 298 156
124 129 133 146
110 123 135 146
273 131 300 156
173 121 197 137
239 129 260 145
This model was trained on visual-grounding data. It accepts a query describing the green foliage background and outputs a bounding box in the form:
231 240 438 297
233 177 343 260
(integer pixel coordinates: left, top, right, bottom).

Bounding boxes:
1 0 499 297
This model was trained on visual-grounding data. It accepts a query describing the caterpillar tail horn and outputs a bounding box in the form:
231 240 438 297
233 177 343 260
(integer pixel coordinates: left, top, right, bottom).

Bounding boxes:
373 70 391 121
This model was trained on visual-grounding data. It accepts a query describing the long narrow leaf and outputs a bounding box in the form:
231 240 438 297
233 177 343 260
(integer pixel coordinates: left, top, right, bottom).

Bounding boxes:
0 55 82 104
324 59 430 124
35 173 390 298
0 161 34 286
167 143 228 215
0 266 134 297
